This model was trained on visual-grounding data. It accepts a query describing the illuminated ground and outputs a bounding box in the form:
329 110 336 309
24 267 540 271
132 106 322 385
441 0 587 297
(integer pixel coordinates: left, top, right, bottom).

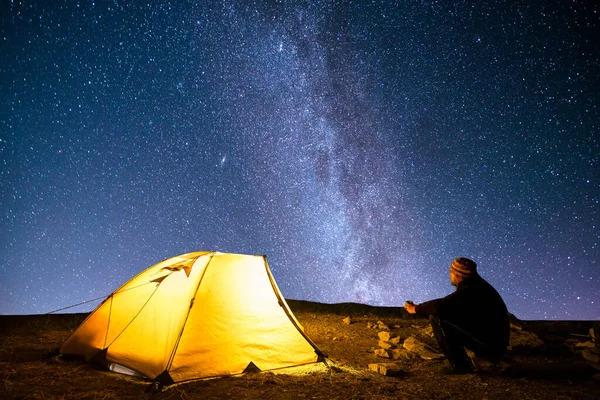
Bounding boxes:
1 301 598 399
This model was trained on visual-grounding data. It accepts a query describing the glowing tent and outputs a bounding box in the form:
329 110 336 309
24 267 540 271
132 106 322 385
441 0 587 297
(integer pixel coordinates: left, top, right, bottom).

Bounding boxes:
60 252 325 384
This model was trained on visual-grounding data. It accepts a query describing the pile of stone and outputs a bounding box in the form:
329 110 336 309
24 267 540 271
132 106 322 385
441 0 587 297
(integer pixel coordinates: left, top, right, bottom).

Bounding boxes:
368 322 444 376
373 330 410 360
367 316 600 379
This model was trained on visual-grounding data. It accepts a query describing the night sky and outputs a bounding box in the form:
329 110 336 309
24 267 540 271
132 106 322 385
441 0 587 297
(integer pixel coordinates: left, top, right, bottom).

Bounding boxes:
1 1 598 320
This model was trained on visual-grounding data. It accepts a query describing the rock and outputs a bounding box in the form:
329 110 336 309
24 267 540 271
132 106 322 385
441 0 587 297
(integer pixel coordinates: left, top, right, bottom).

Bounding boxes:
575 341 597 349
368 363 404 377
581 348 600 364
466 349 494 370
379 341 393 350
590 323 600 343
377 321 390 330
510 322 522 332
509 330 545 352
379 363 404 377
342 316 352 325
391 348 416 361
390 336 401 345
378 331 391 341
368 363 380 372
403 336 444 360
374 349 390 358
508 313 522 331
390 349 403 360
421 325 434 337
565 338 580 350
472 357 495 371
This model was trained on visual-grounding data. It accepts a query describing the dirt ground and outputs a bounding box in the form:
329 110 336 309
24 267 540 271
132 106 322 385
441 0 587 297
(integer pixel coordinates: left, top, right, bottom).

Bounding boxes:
1 301 598 399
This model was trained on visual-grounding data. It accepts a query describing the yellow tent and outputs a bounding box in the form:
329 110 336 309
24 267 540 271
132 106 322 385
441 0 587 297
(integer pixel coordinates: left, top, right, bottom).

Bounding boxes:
60 252 325 384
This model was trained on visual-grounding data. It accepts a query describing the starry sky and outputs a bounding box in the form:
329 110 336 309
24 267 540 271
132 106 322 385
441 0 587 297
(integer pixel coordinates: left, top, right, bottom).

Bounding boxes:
1 1 598 320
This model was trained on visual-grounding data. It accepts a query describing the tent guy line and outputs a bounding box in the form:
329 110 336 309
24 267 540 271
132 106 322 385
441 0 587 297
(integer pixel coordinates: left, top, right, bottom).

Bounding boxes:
45 279 161 315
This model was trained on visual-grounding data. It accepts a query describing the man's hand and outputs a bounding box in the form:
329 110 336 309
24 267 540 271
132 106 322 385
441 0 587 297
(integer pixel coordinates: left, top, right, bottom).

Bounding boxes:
404 301 417 314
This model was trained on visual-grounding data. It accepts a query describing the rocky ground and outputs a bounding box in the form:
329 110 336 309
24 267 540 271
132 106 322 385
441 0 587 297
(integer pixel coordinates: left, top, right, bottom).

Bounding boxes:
1 300 599 399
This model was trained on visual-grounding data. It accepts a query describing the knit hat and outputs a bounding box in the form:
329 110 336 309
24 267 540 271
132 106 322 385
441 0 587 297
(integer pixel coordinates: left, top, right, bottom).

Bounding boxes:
450 257 477 278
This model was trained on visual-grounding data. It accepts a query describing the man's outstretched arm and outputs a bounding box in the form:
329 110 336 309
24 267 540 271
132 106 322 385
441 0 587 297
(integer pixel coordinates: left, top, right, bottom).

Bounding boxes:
404 298 443 316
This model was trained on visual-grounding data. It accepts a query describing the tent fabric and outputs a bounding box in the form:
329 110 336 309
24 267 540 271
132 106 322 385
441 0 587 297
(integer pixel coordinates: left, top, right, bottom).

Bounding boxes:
60 252 324 383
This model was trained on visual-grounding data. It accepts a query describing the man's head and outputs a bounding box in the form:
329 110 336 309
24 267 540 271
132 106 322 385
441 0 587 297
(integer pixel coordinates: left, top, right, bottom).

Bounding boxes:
449 257 477 286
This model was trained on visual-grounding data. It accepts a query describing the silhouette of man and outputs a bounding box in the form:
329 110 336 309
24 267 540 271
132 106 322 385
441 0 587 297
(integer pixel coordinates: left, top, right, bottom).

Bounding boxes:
404 258 509 373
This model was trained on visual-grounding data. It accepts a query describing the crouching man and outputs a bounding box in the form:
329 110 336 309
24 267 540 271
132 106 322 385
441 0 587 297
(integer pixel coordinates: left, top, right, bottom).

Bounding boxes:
404 257 509 373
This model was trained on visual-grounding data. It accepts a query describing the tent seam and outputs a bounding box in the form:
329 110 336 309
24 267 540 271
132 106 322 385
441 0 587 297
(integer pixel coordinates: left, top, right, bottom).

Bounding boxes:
163 253 215 374
103 295 113 349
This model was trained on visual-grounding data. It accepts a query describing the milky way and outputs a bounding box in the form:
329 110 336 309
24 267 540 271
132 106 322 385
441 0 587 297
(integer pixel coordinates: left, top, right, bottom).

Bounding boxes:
1 1 598 320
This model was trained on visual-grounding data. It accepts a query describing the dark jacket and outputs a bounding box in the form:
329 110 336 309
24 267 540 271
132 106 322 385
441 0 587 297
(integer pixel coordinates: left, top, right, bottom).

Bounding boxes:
415 274 509 350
